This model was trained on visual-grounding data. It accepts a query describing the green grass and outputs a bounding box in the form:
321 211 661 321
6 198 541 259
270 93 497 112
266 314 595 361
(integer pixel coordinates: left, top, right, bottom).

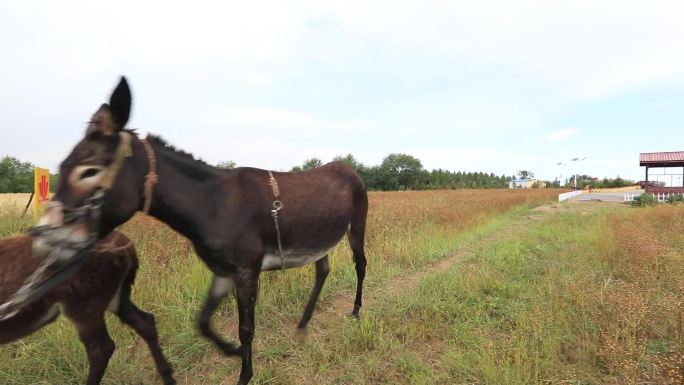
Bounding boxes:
7 192 683 384
303 203 682 385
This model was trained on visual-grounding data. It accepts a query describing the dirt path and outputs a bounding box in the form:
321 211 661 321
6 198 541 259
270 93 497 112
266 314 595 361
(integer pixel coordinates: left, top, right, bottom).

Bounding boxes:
313 208 542 328
279 203 581 385
312 201 609 333
186 201 603 385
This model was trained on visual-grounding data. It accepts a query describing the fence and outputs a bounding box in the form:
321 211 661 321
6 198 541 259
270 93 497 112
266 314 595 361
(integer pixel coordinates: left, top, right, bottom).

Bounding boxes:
624 192 681 203
590 185 641 193
558 190 583 202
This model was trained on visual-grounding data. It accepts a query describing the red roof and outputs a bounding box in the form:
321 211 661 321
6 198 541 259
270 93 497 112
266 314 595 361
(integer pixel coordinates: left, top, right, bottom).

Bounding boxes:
640 151 684 165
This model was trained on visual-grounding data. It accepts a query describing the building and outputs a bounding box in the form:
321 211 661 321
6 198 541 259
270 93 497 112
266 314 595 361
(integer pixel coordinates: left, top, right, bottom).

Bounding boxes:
639 151 684 193
509 178 545 189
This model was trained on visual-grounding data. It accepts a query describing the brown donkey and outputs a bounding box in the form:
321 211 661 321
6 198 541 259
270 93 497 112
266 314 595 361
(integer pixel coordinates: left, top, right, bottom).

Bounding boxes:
0 231 176 385
39 77 368 385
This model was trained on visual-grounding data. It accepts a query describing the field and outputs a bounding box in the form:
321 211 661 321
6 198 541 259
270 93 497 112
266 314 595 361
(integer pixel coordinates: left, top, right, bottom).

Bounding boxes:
0 194 32 208
1 189 683 384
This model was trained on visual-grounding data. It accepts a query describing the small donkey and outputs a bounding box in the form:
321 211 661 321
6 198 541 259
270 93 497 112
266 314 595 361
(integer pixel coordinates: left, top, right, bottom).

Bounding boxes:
0 231 176 385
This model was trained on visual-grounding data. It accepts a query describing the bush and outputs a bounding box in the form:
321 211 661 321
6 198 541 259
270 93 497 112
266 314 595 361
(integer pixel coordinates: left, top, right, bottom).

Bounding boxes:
666 193 684 204
631 193 656 207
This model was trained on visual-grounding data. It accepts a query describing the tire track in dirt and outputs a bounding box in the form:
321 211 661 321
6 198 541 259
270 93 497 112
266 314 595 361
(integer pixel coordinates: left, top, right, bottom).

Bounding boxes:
187 209 540 385
180 203 594 384
312 211 542 327
305 203 610 385
290 206 564 385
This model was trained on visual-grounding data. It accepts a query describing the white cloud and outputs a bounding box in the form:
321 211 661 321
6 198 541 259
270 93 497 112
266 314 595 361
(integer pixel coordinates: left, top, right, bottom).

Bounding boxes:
650 100 684 109
544 128 579 143
400 146 534 175
4 1 684 102
174 135 378 171
2 0 683 181
207 107 370 135
310 0 684 100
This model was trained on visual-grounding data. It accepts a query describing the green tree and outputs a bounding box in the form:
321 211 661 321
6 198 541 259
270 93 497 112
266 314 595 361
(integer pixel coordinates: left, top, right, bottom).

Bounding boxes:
302 158 323 170
216 160 237 170
333 154 365 173
380 153 423 190
517 170 534 179
361 165 383 190
292 157 323 172
0 156 34 193
50 174 60 192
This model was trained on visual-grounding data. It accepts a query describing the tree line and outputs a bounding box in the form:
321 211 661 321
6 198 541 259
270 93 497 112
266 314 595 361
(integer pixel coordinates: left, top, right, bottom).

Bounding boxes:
266 153 513 191
0 156 59 193
556 174 636 189
2 153 635 194
1 153 513 194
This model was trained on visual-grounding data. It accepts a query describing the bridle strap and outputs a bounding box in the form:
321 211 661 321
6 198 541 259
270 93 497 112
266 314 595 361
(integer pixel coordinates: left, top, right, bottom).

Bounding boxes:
269 171 281 198
98 131 133 190
268 171 285 270
0 132 157 321
93 131 158 215
140 137 158 215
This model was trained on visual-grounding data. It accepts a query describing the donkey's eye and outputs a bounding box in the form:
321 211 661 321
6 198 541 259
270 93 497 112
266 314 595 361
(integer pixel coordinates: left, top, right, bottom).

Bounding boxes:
80 168 101 180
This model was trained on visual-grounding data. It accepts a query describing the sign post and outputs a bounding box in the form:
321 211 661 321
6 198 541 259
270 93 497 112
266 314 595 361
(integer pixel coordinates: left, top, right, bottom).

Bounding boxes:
33 167 50 218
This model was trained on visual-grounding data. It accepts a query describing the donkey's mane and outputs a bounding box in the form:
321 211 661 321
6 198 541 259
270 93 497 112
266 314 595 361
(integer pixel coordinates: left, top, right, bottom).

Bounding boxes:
146 134 212 168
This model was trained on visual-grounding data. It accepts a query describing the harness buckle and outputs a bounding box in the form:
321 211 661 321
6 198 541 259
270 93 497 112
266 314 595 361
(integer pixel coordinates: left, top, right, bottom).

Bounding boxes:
268 173 286 271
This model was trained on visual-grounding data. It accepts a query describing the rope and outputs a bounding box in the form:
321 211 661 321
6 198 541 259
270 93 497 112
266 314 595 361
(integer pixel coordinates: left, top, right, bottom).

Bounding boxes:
20 192 34 219
268 171 285 270
140 137 158 215
98 132 133 190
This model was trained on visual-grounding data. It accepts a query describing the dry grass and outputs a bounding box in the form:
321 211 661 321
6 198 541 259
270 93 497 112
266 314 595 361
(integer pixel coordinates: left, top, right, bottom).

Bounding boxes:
583 205 684 384
0 193 32 208
0 188 570 384
393 201 684 385
9 190 680 384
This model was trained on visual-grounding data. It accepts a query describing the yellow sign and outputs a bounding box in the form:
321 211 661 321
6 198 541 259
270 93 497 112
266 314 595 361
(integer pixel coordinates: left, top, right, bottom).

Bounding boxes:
33 167 50 216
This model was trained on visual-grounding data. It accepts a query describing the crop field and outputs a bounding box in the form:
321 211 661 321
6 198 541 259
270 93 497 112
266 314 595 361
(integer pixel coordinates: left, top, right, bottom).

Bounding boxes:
0 194 32 208
1 189 683 384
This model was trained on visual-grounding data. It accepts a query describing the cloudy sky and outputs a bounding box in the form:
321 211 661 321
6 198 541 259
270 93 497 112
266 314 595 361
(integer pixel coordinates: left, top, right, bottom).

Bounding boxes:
2 1 684 183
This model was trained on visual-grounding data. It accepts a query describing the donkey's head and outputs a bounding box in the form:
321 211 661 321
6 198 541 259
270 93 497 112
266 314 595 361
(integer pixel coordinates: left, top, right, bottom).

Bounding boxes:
40 77 148 244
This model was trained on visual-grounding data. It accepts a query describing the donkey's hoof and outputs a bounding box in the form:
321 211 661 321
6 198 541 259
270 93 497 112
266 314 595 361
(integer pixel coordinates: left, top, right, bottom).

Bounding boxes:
294 327 308 343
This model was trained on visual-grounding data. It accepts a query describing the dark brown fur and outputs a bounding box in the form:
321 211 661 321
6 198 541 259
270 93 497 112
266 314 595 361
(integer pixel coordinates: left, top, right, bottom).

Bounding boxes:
50 77 368 385
0 232 175 385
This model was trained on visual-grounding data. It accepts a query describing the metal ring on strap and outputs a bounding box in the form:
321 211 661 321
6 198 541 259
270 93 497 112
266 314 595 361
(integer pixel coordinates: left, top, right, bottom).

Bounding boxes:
268 171 285 270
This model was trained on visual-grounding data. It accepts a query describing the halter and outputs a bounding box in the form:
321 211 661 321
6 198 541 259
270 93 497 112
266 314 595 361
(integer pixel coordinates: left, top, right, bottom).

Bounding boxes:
0 131 158 321
97 131 158 215
140 137 158 215
98 131 133 190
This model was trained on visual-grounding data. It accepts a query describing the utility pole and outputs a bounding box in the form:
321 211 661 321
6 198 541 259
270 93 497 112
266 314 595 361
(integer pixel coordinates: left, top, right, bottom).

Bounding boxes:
571 157 586 189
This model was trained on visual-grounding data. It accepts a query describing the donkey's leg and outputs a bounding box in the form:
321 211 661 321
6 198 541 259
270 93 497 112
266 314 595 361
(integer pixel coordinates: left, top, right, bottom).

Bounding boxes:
73 318 116 385
198 275 241 356
296 255 330 333
62 299 114 385
349 238 366 318
116 298 176 385
348 198 368 318
234 269 259 385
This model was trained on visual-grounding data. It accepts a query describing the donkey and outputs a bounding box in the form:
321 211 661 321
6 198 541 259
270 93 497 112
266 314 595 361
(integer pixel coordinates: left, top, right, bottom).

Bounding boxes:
39 77 368 384
0 231 176 385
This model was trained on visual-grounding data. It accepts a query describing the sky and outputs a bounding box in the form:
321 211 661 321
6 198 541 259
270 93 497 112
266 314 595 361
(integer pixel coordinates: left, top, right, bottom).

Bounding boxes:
2 1 684 183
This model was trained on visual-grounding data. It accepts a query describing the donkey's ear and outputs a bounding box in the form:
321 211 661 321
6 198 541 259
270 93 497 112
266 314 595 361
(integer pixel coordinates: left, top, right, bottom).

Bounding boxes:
108 76 131 129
